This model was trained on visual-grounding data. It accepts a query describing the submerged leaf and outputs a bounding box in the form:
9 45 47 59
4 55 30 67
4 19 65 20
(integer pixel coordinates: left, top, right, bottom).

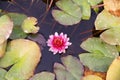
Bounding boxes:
79 37 119 72
95 10 120 45
0 68 7 80
22 17 39 34
30 72 55 80
0 39 41 80
0 15 13 44
28 34 46 50
0 41 7 57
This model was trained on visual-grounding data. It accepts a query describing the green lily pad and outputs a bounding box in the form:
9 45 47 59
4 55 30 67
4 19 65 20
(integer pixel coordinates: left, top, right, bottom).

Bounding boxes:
0 39 41 80
0 41 7 58
54 55 84 80
54 63 77 80
0 15 13 44
80 37 119 58
61 55 84 80
10 26 27 39
30 72 55 80
72 0 91 19
22 17 39 34
79 53 113 72
56 0 81 18
0 68 7 80
79 37 119 72
88 0 103 13
88 0 103 6
52 0 82 25
52 10 81 26
7 13 27 26
7 13 28 39
95 10 120 45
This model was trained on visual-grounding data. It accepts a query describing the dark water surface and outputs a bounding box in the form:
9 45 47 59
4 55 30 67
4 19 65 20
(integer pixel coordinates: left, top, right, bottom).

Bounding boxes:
0 0 98 73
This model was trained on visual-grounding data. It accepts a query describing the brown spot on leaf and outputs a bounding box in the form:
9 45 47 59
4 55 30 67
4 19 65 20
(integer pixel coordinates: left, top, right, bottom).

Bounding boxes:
84 67 106 80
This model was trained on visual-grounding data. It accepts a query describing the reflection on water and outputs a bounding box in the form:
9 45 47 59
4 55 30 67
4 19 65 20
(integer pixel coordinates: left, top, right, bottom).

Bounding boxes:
0 0 99 73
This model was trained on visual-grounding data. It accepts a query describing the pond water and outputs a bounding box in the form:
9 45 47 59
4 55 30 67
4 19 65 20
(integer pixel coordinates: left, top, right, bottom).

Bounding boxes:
0 0 99 73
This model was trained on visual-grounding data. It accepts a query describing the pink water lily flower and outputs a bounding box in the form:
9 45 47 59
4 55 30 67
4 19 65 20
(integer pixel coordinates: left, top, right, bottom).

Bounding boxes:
47 32 72 54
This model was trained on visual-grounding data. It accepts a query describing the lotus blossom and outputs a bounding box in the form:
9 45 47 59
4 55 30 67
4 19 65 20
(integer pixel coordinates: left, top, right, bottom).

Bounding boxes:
47 32 72 54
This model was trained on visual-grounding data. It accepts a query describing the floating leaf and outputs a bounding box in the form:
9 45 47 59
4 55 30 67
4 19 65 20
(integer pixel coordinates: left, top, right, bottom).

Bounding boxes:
52 0 81 25
88 0 103 13
80 37 119 58
82 75 102 80
95 10 120 45
61 55 84 80
88 0 102 6
52 10 81 26
79 37 119 72
56 0 81 18
0 68 7 80
28 34 46 50
0 41 7 57
104 0 120 16
30 72 55 80
54 63 77 80
0 39 41 80
106 57 120 80
72 0 91 19
79 53 113 72
10 26 27 39
54 55 84 80
22 17 39 34
0 15 13 44
7 13 27 26
100 27 120 45
7 13 28 39
95 10 120 30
